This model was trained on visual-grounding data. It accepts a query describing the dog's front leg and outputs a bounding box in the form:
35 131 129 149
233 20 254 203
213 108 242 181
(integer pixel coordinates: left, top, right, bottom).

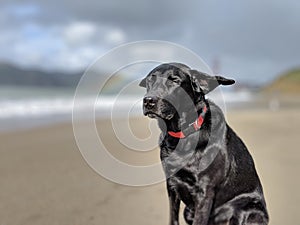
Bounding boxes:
167 183 180 225
192 187 214 225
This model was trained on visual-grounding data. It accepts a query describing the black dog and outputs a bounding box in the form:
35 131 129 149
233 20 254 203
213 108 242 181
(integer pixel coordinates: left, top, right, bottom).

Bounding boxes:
139 63 268 225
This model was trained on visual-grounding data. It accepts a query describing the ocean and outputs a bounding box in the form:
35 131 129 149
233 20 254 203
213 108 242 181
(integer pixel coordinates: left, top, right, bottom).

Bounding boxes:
0 85 253 132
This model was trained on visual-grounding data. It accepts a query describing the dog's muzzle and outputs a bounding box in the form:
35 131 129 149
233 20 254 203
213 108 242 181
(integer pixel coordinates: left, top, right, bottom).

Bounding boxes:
143 96 158 118
143 96 175 120
143 96 157 109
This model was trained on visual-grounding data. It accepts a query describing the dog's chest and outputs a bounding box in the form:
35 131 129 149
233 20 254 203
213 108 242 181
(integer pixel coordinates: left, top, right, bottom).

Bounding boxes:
168 165 199 206
160 137 219 205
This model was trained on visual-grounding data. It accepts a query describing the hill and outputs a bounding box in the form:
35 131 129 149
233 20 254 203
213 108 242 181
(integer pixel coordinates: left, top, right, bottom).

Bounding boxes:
0 63 82 87
0 62 142 95
264 69 300 94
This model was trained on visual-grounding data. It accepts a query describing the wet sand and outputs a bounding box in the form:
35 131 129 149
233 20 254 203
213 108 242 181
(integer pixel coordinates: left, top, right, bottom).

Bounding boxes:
0 108 299 225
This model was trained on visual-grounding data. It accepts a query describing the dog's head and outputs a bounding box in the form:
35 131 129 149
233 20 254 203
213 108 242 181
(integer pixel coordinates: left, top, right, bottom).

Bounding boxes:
139 63 235 120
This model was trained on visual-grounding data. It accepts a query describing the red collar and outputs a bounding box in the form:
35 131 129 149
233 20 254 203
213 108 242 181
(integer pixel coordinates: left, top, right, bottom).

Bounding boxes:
168 106 207 139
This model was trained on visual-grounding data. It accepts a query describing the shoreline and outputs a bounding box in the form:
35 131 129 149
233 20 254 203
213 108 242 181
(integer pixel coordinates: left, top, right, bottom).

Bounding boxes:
2 104 299 134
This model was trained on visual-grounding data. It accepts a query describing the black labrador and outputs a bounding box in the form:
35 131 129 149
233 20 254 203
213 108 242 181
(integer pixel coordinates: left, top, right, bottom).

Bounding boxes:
139 63 268 225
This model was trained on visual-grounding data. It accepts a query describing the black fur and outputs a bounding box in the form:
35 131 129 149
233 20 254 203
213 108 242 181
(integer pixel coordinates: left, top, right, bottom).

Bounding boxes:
140 63 268 225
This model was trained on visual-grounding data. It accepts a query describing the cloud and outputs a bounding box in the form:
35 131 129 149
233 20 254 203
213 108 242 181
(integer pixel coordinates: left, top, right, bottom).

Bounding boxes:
198 0 300 61
63 22 97 45
105 29 126 45
3 3 40 17
0 0 300 83
0 21 115 72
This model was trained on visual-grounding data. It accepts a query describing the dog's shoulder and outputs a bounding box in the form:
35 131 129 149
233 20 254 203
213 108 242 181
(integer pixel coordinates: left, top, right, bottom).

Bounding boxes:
206 99 225 124
205 99 227 143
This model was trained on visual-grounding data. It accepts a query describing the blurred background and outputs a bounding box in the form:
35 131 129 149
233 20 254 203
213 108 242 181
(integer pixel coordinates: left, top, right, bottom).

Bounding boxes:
0 1 299 225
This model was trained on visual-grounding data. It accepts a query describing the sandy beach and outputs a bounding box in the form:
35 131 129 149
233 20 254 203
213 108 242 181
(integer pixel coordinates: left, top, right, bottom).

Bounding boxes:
0 108 299 225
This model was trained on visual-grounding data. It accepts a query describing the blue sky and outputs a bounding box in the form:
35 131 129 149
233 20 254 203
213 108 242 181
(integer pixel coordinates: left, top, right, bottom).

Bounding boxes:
0 0 300 84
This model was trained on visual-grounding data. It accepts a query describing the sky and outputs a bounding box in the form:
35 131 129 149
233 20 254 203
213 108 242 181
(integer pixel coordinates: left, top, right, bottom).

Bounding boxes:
0 0 300 84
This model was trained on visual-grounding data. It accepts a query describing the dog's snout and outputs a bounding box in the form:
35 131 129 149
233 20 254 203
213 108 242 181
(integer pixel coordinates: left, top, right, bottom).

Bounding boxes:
143 96 157 109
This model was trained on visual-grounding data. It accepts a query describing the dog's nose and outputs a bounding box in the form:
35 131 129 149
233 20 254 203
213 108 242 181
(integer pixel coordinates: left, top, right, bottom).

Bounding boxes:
143 96 157 109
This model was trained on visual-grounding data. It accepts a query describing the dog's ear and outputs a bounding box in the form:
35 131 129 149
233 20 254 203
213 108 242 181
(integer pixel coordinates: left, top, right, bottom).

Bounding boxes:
190 74 202 93
139 77 147 88
189 70 235 94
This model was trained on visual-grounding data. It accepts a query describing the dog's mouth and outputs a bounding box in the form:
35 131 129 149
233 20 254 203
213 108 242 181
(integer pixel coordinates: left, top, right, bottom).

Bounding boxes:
164 113 174 120
143 98 176 120
145 112 158 118
144 111 174 120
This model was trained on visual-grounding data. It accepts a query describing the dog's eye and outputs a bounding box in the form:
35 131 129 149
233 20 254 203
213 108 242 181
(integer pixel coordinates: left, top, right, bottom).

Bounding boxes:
147 74 156 82
150 74 157 80
168 77 181 84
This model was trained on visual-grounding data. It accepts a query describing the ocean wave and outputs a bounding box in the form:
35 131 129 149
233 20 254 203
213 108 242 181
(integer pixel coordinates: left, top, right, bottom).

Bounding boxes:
0 91 253 119
0 96 143 119
0 91 253 131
